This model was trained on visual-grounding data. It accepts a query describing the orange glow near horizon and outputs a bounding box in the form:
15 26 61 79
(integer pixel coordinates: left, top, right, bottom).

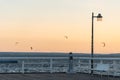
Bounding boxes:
0 0 120 54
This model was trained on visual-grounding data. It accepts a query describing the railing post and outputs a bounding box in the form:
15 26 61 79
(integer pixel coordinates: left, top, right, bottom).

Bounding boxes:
89 60 91 73
113 60 116 76
78 59 81 72
22 61 24 74
100 60 103 64
50 58 53 73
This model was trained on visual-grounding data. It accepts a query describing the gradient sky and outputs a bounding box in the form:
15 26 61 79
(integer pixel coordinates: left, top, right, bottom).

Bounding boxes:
0 0 120 53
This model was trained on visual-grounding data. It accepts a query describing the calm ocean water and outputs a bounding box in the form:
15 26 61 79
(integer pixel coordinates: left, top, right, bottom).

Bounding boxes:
0 52 120 57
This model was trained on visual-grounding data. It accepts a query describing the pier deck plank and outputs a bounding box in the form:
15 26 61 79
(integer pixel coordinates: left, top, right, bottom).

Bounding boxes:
0 73 119 80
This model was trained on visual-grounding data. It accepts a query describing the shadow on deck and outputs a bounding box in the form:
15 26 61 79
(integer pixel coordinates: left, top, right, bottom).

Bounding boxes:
0 73 119 80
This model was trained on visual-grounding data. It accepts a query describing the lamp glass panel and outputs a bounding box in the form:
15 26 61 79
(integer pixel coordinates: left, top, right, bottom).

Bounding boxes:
97 18 102 21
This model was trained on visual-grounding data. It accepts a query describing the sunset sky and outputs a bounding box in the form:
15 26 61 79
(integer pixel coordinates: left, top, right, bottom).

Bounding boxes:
0 0 120 53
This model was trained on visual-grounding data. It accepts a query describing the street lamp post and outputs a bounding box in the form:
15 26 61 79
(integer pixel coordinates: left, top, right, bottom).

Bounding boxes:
91 12 102 74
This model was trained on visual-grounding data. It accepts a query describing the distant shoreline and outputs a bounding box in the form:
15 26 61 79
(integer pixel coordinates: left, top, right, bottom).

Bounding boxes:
0 52 119 57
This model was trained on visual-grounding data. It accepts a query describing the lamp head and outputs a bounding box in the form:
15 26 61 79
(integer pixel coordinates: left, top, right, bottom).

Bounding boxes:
97 13 102 21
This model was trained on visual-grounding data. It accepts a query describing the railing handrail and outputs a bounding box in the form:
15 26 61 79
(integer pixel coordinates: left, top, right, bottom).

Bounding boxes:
0 57 120 60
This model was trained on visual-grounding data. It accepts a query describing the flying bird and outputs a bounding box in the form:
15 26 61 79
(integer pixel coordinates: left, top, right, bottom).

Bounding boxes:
101 42 106 47
15 42 19 45
30 47 33 50
64 36 68 39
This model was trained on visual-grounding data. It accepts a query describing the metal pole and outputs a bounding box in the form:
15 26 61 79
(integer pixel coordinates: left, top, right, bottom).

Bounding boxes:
91 12 94 74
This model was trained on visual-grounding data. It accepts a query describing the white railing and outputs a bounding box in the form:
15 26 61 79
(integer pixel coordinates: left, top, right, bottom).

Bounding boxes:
0 57 120 76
